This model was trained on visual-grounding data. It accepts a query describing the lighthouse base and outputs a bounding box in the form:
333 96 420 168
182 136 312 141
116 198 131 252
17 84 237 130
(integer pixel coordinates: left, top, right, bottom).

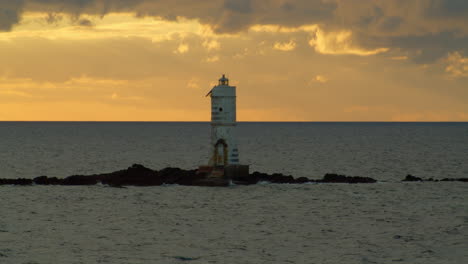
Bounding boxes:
196 165 250 186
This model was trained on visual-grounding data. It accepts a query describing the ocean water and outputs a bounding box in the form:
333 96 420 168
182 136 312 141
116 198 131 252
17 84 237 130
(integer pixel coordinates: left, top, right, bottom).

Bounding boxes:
0 122 467 180
1 122 467 264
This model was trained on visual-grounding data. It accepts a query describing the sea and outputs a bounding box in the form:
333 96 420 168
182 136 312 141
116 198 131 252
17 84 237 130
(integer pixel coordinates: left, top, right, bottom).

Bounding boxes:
0 122 467 263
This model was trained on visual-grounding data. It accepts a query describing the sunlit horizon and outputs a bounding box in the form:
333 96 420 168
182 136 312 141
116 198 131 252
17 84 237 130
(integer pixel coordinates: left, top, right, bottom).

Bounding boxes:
1 1 467 121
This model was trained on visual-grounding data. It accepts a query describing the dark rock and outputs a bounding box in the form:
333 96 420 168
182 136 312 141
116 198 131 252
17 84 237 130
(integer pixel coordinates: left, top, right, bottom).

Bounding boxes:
48 177 62 185
33 176 63 185
62 175 99 186
250 171 268 182
173 256 200 261
3 164 466 187
232 173 259 185
246 172 297 184
441 178 468 182
33 176 49 185
100 164 162 186
402 175 467 182
295 177 310 184
159 167 200 185
34 176 53 185
402 174 423 182
320 173 377 184
271 174 295 184
16 178 33 185
159 167 185 184
0 178 32 185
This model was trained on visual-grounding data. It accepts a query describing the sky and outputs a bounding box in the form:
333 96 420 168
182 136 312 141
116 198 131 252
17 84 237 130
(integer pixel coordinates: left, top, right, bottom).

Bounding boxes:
0 0 467 121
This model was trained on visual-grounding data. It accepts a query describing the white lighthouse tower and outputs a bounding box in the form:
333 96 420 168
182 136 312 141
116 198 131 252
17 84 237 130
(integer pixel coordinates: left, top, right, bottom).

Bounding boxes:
206 74 239 166
198 74 249 183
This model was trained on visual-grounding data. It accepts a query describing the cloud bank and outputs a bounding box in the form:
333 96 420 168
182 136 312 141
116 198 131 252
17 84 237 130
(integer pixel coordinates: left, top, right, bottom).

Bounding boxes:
1 0 466 63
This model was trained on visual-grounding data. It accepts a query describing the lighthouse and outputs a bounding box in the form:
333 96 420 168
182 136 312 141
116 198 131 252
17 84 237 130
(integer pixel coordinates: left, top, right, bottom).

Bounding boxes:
198 74 249 183
207 74 239 166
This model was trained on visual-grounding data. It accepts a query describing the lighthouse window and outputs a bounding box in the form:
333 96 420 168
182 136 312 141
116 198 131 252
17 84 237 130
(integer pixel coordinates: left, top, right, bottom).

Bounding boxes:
219 107 223 112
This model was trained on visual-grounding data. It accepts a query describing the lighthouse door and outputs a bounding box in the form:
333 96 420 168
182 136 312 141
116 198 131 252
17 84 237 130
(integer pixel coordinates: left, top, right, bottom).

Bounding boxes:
214 139 228 166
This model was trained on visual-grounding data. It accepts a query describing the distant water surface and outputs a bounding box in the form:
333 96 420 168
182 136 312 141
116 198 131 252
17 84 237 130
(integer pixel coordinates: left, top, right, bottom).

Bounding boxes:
1 122 467 264
0 122 466 180
1 182 467 264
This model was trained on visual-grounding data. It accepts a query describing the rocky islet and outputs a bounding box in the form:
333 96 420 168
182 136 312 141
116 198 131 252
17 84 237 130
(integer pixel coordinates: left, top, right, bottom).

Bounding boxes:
0 164 466 187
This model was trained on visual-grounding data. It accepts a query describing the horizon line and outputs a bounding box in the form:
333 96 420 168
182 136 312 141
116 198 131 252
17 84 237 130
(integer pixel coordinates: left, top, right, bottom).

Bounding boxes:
1 121 467 123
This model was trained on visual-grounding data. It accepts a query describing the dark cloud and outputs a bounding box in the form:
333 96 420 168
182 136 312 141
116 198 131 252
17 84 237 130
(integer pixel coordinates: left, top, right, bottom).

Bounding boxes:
224 0 252 13
77 18 93 27
379 16 403 32
0 0 467 62
351 29 468 63
390 32 468 64
0 0 466 34
45 12 63 24
281 2 294 12
1 0 336 33
0 1 23 31
427 0 468 18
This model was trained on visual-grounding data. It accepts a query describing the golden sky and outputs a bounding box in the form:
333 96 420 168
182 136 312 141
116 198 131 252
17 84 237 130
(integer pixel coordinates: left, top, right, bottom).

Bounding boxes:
1 0 467 121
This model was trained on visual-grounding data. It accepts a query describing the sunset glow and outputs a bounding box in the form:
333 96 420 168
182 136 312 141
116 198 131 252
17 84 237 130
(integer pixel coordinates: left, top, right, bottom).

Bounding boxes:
1 1 467 121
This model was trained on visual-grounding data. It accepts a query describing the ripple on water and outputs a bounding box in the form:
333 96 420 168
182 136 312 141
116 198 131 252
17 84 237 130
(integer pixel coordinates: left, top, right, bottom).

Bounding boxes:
0 176 467 263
